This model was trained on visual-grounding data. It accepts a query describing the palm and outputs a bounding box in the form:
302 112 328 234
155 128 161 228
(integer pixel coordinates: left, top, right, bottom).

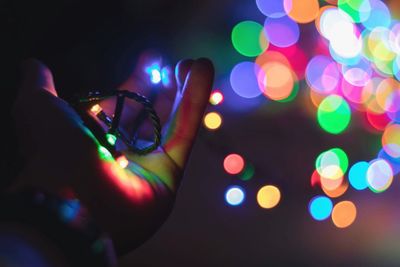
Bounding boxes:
12 56 214 255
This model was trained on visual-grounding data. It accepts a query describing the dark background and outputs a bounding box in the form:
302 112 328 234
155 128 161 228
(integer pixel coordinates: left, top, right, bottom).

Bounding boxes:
2 0 400 266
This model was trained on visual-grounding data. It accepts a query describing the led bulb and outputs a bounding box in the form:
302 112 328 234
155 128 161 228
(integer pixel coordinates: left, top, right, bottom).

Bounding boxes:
116 155 129 169
106 133 117 146
90 104 102 115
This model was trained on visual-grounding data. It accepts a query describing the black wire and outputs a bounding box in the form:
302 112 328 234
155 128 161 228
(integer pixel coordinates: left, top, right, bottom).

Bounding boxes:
74 89 162 155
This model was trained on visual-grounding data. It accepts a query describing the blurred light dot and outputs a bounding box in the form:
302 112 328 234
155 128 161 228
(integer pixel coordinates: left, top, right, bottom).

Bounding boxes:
332 201 357 228
98 146 113 161
316 148 349 180
378 148 400 175
106 133 117 146
284 0 320 24
338 0 372 23
361 0 391 30
366 110 391 131
264 16 300 48
382 124 400 158
306 55 341 94
146 63 162 84
225 186 245 206
342 59 372 87
239 163 255 181
257 185 281 209
256 0 287 18
204 112 222 130
210 90 224 105
309 196 333 221
375 78 400 113
230 62 263 99
90 104 102 115
161 66 172 87
232 21 268 57
224 154 245 175
317 95 351 134
323 180 348 198
367 159 394 193
116 155 129 169
348 161 369 190
258 61 296 101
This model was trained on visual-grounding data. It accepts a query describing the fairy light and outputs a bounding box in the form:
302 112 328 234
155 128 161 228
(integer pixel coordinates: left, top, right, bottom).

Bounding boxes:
90 104 102 115
106 133 117 146
116 155 129 169
209 90 224 105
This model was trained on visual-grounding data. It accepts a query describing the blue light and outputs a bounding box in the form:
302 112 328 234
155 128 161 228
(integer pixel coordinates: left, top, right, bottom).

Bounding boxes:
309 196 333 221
161 66 171 87
146 63 162 84
348 161 369 190
225 186 245 206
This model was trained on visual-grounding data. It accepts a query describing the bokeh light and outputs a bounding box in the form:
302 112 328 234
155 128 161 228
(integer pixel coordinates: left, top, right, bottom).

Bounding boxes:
331 201 357 228
256 0 287 18
348 161 369 190
232 21 268 57
264 16 300 47
309 196 333 221
284 0 320 24
367 159 394 193
204 112 222 130
306 55 341 94
257 185 281 209
382 123 400 158
116 155 129 169
223 154 245 175
225 186 245 206
317 95 351 134
210 90 224 105
230 61 263 98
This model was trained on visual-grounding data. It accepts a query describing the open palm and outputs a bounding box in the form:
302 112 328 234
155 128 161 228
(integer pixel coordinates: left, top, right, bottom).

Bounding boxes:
12 55 214 255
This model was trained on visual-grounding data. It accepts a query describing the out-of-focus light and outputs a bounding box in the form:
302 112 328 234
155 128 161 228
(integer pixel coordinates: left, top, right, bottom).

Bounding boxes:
204 112 222 130
366 110 391 132
256 0 287 18
331 201 357 228
257 185 281 209
98 146 113 161
338 0 372 23
382 124 400 158
319 8 353 41
361 0 391 30
230 61 263 99
316 148 349 180
146 63 162 84
341 58 372 87
375 78 400 113
264 16 300 48
367 159 394 193
106 133 117 146
209 90 224 105
348 161 369 190
231 21 268 57
225 186 245 206
317 95 351 134
161 66 172 87
306 55 341 94
116 155 129 169
309 195 333 221
223 154 245 175
90 104 102 115
239 163 255 181
284 0 320 24
379 148 400 175
258 61 296 101
322 180 348 198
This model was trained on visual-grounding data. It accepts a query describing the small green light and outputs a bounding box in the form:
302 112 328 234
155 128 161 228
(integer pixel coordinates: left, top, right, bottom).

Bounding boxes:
106 134 117 146
317 95 351 135
231 20 267 57
98 146 113 161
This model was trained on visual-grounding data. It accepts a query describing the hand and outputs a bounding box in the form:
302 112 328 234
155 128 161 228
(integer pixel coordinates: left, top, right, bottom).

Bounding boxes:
11 55 214 255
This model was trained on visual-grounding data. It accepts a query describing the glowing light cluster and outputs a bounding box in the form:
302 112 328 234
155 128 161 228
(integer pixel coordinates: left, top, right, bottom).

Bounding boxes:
225 0 400 226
